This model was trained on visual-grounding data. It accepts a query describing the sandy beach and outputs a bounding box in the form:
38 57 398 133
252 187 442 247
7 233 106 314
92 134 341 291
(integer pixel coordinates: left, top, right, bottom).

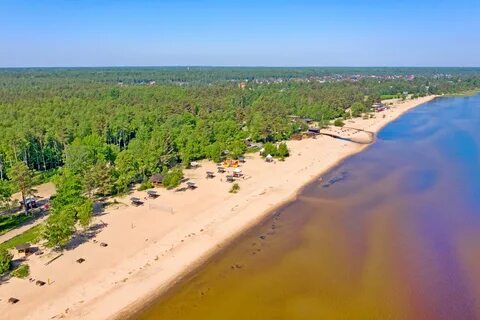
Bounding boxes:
0 95 436 320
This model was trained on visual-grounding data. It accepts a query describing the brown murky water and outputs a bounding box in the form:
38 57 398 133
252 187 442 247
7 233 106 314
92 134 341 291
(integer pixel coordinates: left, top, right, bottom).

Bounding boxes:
136 96 480 320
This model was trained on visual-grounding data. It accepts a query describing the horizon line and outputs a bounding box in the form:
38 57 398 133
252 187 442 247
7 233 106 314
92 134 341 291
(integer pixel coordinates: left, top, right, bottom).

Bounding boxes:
1 65 480 70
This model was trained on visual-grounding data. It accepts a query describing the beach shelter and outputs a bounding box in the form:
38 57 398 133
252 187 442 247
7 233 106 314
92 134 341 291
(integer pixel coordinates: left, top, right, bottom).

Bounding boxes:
149 173 164 185
206 171 215 179
130 197 144 207
147 190 159 199
190 161 200 168
186 182 197 189
233 168 243 177
15 243 33 255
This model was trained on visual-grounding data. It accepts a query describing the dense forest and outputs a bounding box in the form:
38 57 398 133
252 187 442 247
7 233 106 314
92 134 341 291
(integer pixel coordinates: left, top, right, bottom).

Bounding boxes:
1 68 480 186
0 67 479 248
2 67 480 86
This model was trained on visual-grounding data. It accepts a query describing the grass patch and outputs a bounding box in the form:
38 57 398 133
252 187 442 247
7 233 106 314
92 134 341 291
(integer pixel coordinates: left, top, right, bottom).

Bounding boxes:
0 224 43 251
0 213 35 235
11 264 30 279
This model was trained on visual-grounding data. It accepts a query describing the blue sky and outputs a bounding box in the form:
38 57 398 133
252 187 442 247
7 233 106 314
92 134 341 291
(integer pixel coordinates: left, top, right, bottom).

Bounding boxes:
1 0 479 67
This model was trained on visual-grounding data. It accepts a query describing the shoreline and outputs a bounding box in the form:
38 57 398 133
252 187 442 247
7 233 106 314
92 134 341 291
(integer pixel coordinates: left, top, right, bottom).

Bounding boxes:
125 95 439 318
0 95 437 320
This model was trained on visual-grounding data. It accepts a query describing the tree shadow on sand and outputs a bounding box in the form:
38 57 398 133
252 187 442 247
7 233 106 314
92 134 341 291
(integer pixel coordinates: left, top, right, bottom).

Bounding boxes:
64 222 108 251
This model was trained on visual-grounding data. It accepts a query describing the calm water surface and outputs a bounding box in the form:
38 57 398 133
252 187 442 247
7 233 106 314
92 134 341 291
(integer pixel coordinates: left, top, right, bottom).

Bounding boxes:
137 95 480 320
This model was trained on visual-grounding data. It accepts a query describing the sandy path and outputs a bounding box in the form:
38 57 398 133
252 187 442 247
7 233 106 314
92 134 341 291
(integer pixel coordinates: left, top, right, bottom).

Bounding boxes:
0 96 437 320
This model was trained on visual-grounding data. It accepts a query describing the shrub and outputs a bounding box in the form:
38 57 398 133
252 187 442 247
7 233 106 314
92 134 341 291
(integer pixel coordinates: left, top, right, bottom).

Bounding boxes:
262 142 290 160
228 140 247 159
0 248 12 274
229 183 240 194
138 180 153 191
277 143 289 160
262 142 277 157
11 264 29 279
163 167 184 189
334 119 345 127
351 102 369 117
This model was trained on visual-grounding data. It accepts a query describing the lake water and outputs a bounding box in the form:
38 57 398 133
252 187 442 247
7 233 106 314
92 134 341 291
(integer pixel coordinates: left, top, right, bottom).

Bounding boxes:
136 95 480 320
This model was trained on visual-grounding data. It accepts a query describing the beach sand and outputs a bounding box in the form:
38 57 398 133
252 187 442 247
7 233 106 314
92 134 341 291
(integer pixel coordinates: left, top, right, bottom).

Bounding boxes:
0 96 436 320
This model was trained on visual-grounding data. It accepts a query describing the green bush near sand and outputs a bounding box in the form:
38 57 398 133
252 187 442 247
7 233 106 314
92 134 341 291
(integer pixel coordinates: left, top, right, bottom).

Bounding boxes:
229 183 240 194
0 248 12 274
11 264 30 278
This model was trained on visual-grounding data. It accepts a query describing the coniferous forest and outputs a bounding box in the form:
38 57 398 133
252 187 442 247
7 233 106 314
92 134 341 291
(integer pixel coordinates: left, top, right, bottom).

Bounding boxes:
1 67 480 192
0 67 479 247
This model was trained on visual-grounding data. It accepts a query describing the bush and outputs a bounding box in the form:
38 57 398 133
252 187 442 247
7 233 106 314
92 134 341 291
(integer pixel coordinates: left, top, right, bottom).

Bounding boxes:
228 140 247 159
351 102 369 117
229 183 240 194
277 143 289 160
262 142 290 160
334 119 345 127
138 180 153 191
262 142 277 157
11 264 29 279
163 167 184 189
0 248 12 274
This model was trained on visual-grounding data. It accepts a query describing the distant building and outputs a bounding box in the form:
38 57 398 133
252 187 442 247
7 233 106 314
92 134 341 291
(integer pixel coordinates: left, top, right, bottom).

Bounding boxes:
372 102 386 112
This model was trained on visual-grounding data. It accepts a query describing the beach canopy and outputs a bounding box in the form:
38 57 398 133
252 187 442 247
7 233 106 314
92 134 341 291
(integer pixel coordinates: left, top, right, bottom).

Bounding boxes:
130 197 141 202
233 168 242 173
149 173 164 184
15 243 31 251
190 161 200 168
146 190 159 198
206 171 215 178
186 182 197 189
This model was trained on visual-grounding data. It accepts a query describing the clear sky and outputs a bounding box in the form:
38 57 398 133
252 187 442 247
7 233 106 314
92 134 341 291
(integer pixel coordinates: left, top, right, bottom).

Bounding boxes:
1 0 479 67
